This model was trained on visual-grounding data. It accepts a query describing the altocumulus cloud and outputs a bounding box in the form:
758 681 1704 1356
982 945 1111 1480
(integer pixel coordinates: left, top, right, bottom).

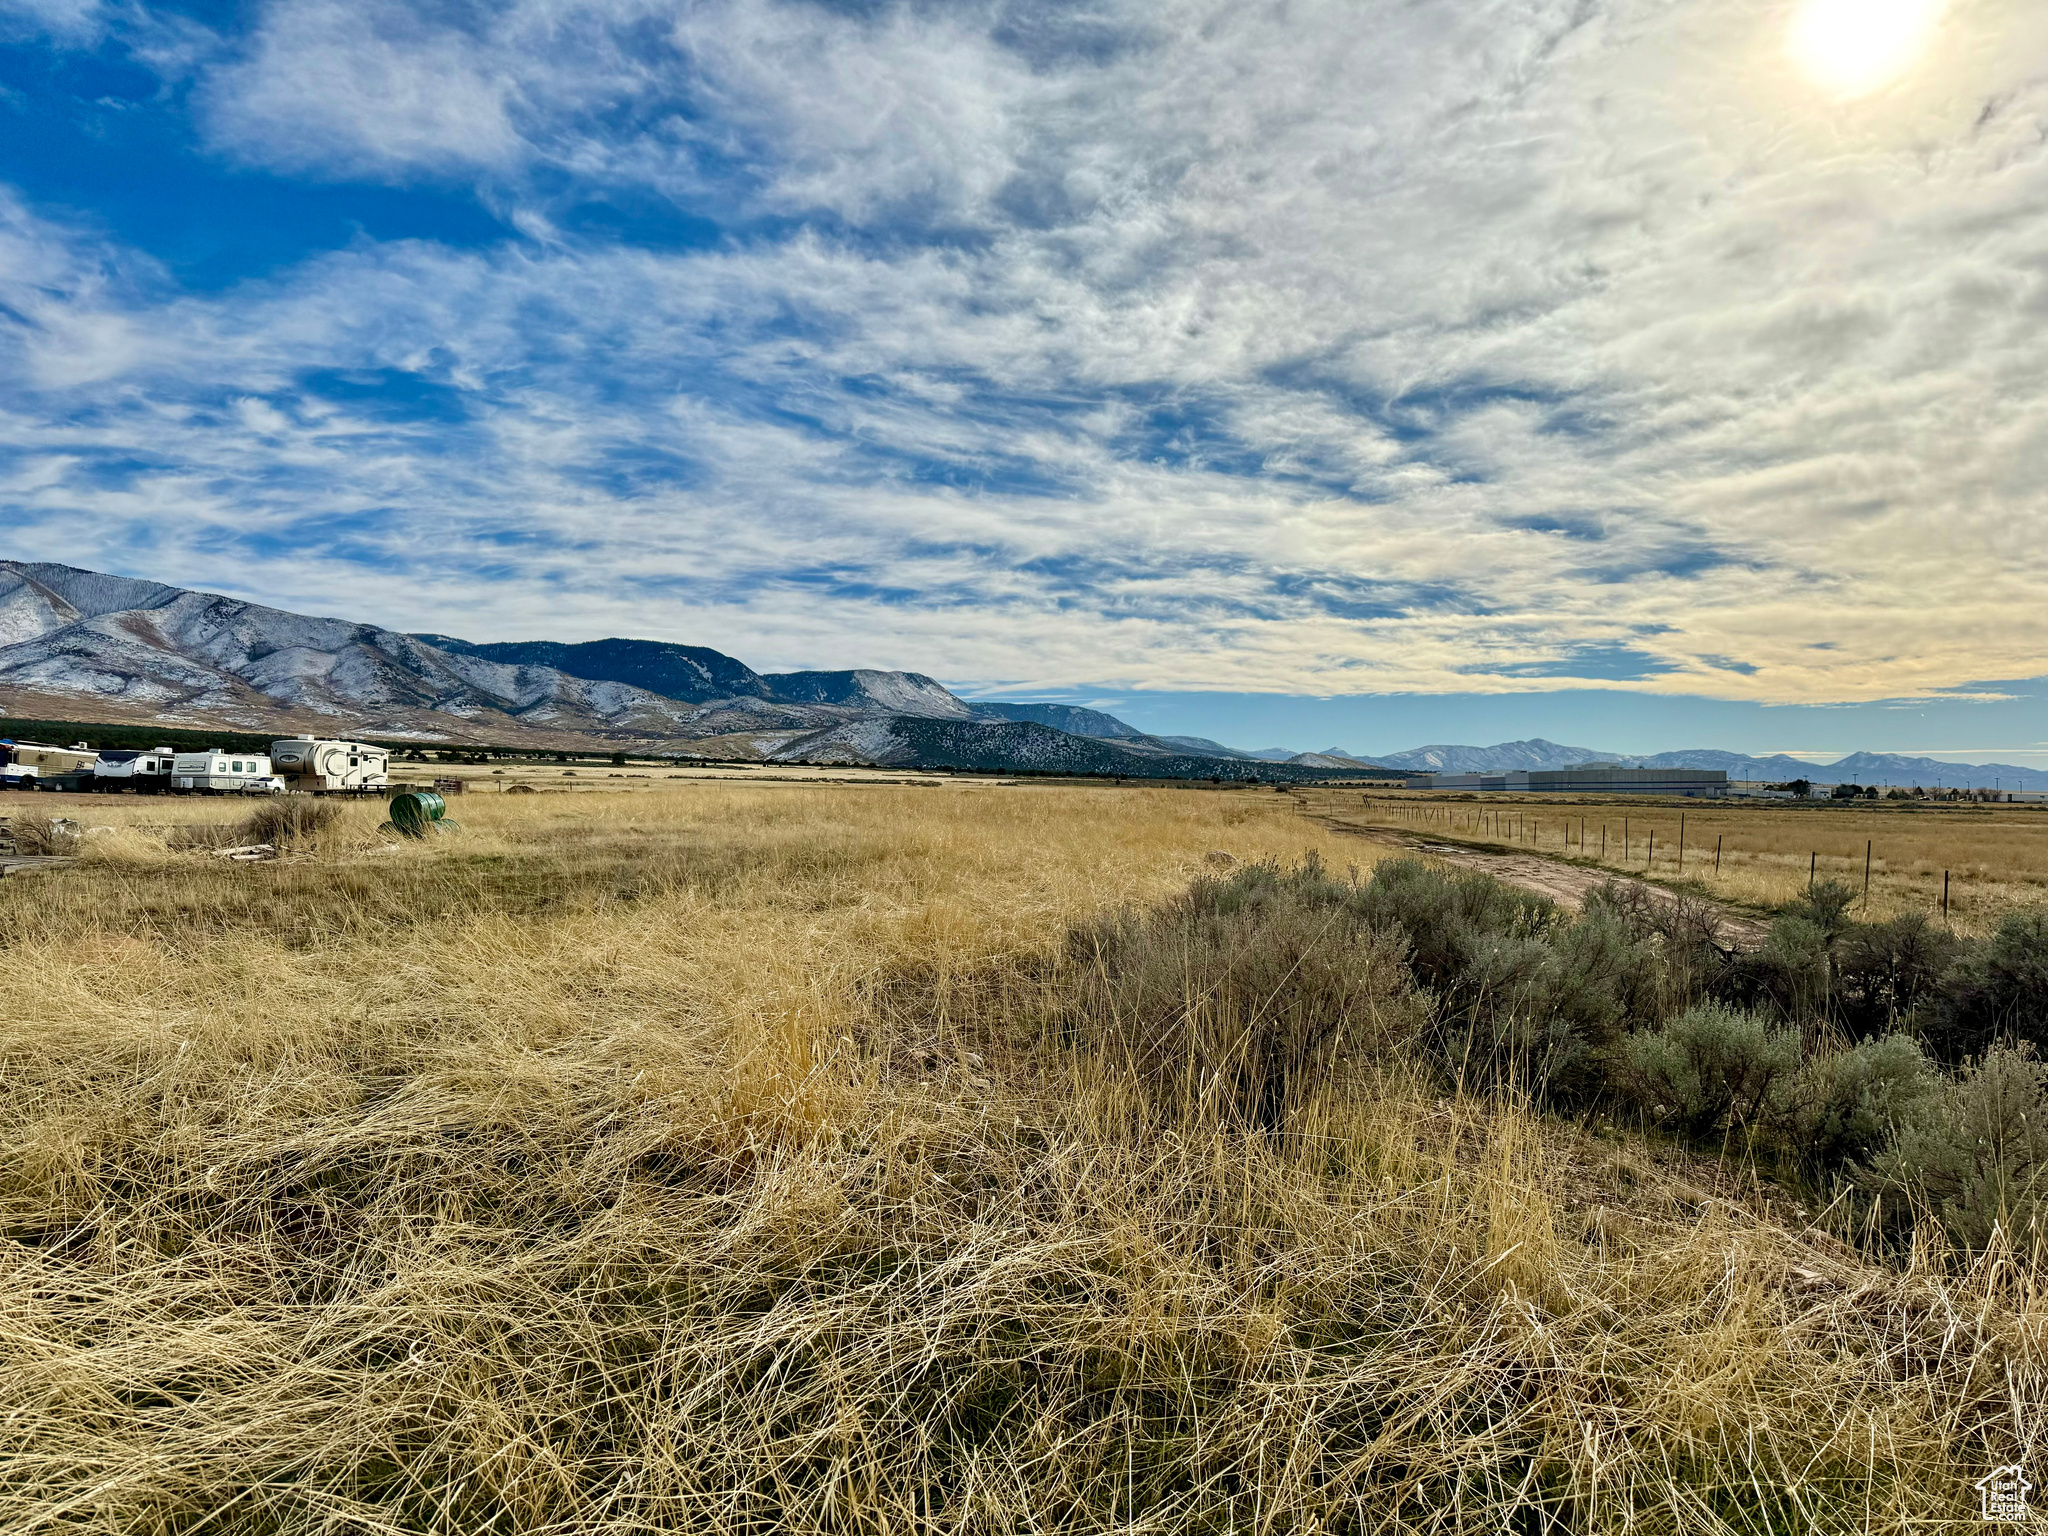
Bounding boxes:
2 0 2046 702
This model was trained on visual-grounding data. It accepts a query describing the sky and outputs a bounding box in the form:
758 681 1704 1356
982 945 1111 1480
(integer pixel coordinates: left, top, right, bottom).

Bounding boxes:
2 0 2047 760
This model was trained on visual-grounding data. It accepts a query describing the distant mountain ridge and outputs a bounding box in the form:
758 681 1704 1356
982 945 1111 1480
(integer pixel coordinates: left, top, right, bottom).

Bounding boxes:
1375 738 1613 773
759 669 970 718
0 561 709 741
0 560 1386 781
1376 737 2048 791
3 560 2036 787
765 717 1381 781
966 701 1145 739
418 635 775 704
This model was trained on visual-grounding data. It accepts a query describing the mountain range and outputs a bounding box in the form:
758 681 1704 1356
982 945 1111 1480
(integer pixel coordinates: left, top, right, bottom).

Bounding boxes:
1361 738 2048 791
0 561 1380 780
1 561 2038 788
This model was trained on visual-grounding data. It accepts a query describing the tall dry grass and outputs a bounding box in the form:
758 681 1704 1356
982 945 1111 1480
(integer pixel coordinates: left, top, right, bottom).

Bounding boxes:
0 783 2041 1531
1322 790 2048 928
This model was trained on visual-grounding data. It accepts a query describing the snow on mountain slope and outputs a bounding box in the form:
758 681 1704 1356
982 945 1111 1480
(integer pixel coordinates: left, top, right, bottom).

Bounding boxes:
420 636 776 705
1154 735 1257 759
1287 752 1382 769
766 716 1388 781
1376 738 1616 773
0 561 708 737
761 669 973 718
966 701 1144 738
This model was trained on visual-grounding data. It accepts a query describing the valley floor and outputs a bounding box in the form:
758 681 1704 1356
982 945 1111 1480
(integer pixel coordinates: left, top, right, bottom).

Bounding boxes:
0 782 2038 1531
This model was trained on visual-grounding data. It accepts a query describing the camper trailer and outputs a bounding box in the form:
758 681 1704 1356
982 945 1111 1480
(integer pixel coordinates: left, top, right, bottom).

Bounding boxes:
171 751 280 794
268 739 390 793
91 748 178 793
1 740 99 788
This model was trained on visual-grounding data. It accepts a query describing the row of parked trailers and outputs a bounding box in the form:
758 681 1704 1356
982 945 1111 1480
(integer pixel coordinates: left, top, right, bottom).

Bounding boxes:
0 738 393 795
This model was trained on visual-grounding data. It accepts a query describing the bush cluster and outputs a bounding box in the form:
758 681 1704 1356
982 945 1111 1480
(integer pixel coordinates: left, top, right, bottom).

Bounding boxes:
1068 857 2048 1249
1065 854 1425 1130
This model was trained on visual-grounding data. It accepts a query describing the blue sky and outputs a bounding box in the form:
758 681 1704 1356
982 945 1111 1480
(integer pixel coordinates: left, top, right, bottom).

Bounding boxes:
3 0 2047 760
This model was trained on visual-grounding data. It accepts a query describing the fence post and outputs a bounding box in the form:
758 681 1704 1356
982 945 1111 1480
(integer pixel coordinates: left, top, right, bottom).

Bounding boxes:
1864 840 1872 907
1679 812 1685 874
1809 851 1816 891
1715 834 1722 874
1943 870 1950 924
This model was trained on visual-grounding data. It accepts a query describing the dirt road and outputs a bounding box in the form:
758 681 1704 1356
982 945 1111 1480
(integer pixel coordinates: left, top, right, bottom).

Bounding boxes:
1309 815 1772 946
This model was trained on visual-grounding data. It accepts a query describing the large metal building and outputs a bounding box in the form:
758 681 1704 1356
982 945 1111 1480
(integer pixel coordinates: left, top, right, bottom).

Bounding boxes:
1403 766 1728 797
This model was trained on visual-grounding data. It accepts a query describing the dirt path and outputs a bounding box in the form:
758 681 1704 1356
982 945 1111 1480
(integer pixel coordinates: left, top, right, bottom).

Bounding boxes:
1307 813 1771 946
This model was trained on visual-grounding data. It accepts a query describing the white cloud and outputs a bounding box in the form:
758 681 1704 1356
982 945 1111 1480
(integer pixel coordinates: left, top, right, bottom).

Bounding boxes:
202 0 526 177
0 0 102 40
6 0 2048 704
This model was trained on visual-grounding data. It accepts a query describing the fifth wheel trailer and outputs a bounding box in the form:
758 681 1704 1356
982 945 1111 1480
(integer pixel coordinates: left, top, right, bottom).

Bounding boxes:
268 739 391 793
91 748 178 793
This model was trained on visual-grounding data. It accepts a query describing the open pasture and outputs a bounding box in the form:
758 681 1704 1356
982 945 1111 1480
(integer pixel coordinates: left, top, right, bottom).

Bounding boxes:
1 780 2041 1531
1304 788 2048 929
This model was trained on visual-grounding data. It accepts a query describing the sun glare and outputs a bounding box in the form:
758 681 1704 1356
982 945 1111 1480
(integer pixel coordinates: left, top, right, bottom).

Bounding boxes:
1787 0 1943 98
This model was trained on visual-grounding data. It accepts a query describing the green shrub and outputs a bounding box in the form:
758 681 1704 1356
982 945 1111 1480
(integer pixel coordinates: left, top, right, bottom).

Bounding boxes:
1833 912 1960 1038
1433 907 1662 1102
1359 862 1667 1102
1870 1044 2048 1249
1780 879 1859 942
1433 932 1588 1099
1622 1002 1801 1138
1778 1034 1941 1175
1713 914 1832 1023
1354 857 1556 990
1066 857 1425 1129
1581 880 1727 1015
1916 907 2048 1064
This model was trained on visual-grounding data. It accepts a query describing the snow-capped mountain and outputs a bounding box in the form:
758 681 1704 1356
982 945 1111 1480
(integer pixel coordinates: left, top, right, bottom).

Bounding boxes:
419 635 777 705
766 717 1381 781
0 561 712 740
1154 735 1257 759
1375 738 1614 773
758 669 972 719
966 702 1145 738
0 562 1015 745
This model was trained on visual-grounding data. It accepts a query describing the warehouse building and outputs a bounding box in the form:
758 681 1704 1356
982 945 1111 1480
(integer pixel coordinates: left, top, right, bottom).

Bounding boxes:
1403 766 1728 797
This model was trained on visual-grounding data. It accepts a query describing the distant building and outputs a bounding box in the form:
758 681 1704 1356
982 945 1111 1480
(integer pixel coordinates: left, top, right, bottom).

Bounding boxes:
1403 766 1728 797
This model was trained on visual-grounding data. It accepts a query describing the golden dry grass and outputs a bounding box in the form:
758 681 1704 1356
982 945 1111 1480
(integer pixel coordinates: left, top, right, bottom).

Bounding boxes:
1315 790 2048 931
1 782 2043 1531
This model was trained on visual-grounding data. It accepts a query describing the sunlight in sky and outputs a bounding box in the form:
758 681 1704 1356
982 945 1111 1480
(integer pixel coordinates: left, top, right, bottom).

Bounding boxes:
2 0 2047 750
1787 0 1945 97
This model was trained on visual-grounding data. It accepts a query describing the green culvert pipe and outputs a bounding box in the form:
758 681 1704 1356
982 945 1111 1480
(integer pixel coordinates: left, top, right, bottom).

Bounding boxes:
388 789 447 839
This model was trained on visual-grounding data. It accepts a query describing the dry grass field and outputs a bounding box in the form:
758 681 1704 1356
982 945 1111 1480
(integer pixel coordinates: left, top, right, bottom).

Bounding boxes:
1306 789 2048 931
2 782 2043 1531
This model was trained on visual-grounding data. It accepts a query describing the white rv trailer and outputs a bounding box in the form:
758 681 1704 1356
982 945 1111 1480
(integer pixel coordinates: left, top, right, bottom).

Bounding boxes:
171 751 280 794
268 739 390 793
91 748 178 792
